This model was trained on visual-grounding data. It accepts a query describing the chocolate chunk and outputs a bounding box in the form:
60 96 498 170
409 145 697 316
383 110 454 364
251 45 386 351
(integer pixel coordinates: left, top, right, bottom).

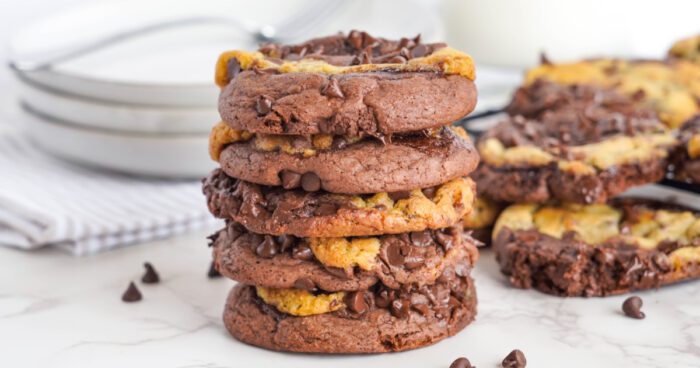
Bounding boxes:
256 235 278 258
411 44 429 58
622 296 645 319
121 282 142 302
450 357 474 368
276 235 297 252
384 242 405 266
141 262 160 284
390 299 411 318
345 291 368 314
410 231 433 247
388 191 412 202
292 243 314 261
280 170 302 189
502 349 527 368
301 172 322 192
227 57 241 81
255 96 272 115
322 77 344 99
207 261 222 278
293 277 317 291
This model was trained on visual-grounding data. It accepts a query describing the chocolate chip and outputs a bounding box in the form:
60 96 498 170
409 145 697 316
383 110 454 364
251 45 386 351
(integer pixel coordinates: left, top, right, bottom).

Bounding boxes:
435 231 455 251
421 187 436 200
390 299 410 318
502 349 526 368
412 303 430 316
280 170 302 189
652 253 671 272
141 262 160 284
387 55 407 64
322 77 344 99
301 172 321 192
255 235 278 258
276 235 296 252
348 30 363 49
227 57 241 81
324 266 351 279
292 243 314 261
450 357 474 368
388 191 412 202
314 202 338 216
121 282 142 302
255 96 272 115
399 47 412 60
409 231 433 247
622 296 645 319
384 242 405 266
331 137 348 150
404 255 425 270
293 277 317 291
375 289 393 308
207 261 222 278
411 44 429 58
345 291 368 314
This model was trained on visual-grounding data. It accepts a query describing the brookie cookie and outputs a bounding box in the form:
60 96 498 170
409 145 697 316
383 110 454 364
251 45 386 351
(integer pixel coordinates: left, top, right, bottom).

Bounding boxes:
223 273 477 353
492 198 700 297
461 196 503 246
215 31 477 137
669 34 700 64
670 115 700 184
203 169 476 237
210 222 479 291
473 81 678 204
210 122 479 194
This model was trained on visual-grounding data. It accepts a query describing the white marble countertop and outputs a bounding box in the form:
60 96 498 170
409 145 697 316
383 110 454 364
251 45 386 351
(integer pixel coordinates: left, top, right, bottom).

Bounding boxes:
2 226 699 368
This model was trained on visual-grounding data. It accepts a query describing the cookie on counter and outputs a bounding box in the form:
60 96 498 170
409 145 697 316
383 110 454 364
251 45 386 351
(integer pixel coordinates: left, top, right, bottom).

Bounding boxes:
210 222 479 291
223 273 477 353
209 121 479 194
203 169 476 237
670 116 700 184
215 31 477 137
473 81 677 204
493 198 700 297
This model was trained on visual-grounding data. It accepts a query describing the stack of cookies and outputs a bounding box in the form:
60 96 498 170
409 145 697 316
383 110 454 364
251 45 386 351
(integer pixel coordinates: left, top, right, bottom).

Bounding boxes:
203 31 481 353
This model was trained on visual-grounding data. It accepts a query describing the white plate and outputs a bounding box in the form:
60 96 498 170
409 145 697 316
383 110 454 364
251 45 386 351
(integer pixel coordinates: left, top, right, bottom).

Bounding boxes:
22 105 215 179
15 75 219 134
9 0 443 106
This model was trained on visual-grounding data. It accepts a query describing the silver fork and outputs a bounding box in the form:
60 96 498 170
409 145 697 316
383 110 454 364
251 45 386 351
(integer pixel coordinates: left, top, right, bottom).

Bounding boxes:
10 0 344 72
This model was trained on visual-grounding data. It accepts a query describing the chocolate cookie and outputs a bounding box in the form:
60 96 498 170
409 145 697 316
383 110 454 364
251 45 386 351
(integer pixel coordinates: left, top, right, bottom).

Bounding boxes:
670 116 700 184
223 274 477 353
493 198 700 297
214 124 478 194
211 222 479 291
525 58 700 128
215 31 477 137
203 169 476 237
474 81 677 204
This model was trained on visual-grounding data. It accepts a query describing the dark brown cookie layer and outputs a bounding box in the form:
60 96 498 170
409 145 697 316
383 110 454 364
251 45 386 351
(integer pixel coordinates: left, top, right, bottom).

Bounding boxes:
218 127 478 194
203 169 476 237
211 222 478 291
223 276 477 353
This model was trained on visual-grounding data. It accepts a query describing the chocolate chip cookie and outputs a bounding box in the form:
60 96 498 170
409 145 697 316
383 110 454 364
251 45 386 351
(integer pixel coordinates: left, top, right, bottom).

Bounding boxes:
203 169 476 237
216 31 477 137
493 198 700 297
473 81 677 204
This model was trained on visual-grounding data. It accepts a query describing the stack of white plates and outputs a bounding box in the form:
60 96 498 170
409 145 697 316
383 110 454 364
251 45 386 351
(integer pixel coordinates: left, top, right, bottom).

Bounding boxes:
8 0 444 178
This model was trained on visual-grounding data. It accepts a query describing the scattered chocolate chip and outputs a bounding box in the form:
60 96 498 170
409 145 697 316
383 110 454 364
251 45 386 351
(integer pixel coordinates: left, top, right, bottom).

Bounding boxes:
502 349 526 368
207 261 222 278
293 277 317 291
411 44 429 58
280 170 302 189
388 191 412 202
410 231 433 247
450 357 473 368
390 299 411 318
256 235 278 258
292 243 315 261
255 96 272 115
141 262 160 284
622 296 645 319
227 57 241 81
301 172 322 192
345 291 368 314
121 282 142 302
322 77 344 99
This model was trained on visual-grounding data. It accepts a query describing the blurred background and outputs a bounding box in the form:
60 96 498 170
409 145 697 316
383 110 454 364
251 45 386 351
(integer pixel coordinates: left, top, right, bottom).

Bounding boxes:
1 0 699 255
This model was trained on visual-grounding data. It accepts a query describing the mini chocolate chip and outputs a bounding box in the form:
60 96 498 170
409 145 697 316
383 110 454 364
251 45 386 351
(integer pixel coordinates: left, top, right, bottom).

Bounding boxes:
502 349 526 368
450 357 474 368
227 57 241 81
293 277 317 291
280 170 302 189
390 299 410 318
121 282 142 302
411 44 429 58
322 77 344 98
622 296 645 319
276 235 296 252
410 231 433 247
388 191 412 202
292 244 315 261
387 55 407 64
435 231 455 251
256 235 278 258
314 202 338 216
141 262 160 284
384 242 405 266
207 261 222 278
345 291 368 314
375 289 393 308
421 187 436 200
301 172 321 192
255 96 272 115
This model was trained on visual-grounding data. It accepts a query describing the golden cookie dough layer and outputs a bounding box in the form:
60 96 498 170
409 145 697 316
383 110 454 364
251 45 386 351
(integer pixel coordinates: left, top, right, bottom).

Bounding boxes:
669 34 700 63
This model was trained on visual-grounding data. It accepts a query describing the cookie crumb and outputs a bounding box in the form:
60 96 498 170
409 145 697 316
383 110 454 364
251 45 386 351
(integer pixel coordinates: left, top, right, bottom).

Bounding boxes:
121 282 142 302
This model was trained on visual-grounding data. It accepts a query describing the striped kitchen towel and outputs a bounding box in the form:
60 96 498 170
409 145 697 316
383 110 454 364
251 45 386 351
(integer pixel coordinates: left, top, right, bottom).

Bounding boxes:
0 124 218 256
